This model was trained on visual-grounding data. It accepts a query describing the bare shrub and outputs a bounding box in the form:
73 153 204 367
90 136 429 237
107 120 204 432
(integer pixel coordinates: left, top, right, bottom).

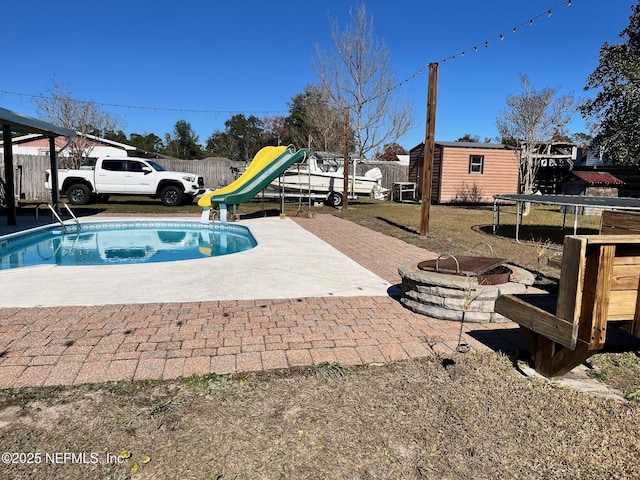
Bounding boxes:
452 182 483 204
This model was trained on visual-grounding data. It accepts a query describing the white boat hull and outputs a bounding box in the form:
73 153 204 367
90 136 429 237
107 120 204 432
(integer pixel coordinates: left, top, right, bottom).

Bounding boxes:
272 170 381 196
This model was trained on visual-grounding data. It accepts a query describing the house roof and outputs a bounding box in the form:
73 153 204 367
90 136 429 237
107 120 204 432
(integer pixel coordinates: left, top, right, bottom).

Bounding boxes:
571 171 624 185
0 132 137 150
0 131 162 158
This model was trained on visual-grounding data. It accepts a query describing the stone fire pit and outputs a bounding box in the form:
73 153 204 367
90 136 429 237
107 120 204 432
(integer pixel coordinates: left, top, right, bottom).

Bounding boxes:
398 254 534 323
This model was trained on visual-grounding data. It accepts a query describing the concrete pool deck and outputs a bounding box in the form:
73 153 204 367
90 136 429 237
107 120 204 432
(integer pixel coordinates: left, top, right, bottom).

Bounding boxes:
0 215 393 307
0 213 527 389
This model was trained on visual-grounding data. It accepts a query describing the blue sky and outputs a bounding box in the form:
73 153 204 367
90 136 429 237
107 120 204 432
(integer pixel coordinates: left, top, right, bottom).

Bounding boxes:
1 0 635 153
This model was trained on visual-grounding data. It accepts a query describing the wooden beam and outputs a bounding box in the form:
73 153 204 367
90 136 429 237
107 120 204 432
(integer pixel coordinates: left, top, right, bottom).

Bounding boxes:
2 123 16 225
556 236 587 324
633 287 640 337
420 63 438 236
495 294 578 349
49 136 61 210
579 245 615 349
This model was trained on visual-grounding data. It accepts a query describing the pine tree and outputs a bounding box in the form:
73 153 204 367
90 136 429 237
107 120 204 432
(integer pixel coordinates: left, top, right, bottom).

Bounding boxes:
581 3 640 165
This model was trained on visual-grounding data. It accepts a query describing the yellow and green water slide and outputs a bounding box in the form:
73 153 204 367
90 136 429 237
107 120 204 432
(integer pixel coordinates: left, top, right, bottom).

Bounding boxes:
198 146 309 222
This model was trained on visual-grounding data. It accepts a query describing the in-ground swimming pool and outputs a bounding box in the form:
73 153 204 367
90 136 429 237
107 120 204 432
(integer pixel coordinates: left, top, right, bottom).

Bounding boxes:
0 220 257 270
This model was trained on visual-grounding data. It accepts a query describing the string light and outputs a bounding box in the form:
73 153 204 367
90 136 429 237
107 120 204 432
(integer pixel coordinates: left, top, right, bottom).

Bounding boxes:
0 90 287 117
373 0 572 109
2 0 573 117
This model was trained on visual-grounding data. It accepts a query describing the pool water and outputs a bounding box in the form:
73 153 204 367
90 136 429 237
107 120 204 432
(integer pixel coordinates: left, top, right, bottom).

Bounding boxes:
0 221 257 270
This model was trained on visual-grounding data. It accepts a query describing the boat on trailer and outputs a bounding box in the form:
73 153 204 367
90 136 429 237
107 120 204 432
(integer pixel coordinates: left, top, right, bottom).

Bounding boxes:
269 156 388 206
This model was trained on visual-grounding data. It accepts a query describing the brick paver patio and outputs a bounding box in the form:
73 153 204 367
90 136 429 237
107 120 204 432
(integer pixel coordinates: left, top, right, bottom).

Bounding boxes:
0 214 524 388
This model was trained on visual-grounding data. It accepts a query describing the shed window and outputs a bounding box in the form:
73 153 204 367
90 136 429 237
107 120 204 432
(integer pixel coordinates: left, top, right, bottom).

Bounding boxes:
469 155 484 174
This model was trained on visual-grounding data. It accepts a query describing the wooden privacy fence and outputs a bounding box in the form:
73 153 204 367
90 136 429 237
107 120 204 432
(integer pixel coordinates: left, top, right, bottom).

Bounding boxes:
0 154 244 202
0 154 409 202
356 162 409 191
0 154 51 202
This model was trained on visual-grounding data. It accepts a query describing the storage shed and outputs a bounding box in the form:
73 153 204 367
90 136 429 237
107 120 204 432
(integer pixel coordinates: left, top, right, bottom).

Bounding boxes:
409 141 519 203
561 171 624 215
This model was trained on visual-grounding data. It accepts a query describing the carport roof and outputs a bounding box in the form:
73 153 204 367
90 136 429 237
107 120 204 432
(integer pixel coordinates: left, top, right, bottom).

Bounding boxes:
0 106 76 137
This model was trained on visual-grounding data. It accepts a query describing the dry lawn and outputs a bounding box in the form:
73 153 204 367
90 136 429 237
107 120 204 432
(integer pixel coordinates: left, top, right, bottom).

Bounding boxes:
329 201 602 287
1 199 639 479
1 353 639 480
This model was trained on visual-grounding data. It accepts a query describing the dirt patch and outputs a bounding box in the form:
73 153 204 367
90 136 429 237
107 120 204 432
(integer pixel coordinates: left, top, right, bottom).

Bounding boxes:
1 353 639 479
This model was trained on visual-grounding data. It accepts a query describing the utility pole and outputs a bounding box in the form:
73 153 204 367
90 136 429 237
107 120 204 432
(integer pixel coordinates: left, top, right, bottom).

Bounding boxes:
420 63 439 236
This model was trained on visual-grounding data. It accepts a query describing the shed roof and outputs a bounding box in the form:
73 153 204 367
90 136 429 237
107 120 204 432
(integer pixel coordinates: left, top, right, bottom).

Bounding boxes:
410 141 512 152
571 171 624 185
436 141 511 150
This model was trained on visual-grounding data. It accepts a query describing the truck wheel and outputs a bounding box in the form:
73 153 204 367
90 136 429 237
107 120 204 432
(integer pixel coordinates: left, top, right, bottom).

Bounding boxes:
67 184 91 205
325 191 343 208
160 185 184 206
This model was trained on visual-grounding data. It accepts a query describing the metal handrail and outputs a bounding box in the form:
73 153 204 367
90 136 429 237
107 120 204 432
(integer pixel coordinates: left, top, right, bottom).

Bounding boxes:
46 204 66 232
35 202 52 223
55 202 80 230
46 202 80 233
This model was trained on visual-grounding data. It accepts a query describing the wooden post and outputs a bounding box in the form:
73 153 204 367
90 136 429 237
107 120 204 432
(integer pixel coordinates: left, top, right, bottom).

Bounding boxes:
49 136 61 214
343 107 350 209
2 123 16 225
420 63 439 236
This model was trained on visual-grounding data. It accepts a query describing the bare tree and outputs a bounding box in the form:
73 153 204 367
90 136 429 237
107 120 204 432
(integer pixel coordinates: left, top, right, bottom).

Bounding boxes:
286 85 345 152
313 2 413 159
496 74 574 206
304 85 344 151
33 77 120 168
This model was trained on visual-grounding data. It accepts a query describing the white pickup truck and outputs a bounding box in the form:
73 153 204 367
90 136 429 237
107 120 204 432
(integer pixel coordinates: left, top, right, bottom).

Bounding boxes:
45 156 205 206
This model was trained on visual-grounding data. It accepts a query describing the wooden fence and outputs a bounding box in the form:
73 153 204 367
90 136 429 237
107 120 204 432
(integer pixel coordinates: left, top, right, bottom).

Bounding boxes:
0 154 409 202
356 162 410 191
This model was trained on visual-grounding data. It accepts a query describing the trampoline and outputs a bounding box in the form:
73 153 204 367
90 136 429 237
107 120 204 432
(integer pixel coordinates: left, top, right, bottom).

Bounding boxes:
492 194 640 243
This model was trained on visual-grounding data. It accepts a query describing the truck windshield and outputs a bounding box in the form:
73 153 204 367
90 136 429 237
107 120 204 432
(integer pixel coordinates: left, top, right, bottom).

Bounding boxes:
147 161 166 171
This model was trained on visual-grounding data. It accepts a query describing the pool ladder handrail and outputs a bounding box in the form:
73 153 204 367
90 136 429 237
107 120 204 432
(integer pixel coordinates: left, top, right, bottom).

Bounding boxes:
42 202 80 233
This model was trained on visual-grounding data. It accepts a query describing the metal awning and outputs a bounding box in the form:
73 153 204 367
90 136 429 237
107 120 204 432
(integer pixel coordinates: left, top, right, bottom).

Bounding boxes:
0 107 76 137
1 106 76 226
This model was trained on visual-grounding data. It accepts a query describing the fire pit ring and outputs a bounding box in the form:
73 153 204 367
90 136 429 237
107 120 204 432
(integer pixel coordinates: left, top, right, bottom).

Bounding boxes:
398 248 534 323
